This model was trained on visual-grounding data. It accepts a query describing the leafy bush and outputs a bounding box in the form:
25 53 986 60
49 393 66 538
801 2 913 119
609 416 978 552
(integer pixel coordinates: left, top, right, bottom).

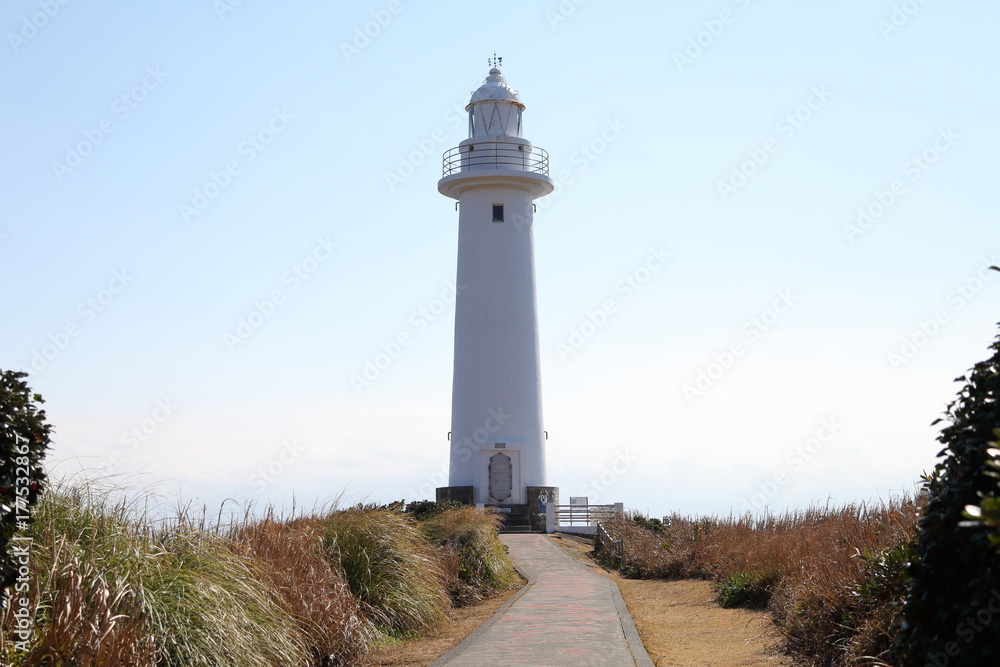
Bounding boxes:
0 371 52 608
843 538 912 662
715 570 775 609
964 435 1000 548
895 329 1000 665
404 499 464 522
630 513 669 536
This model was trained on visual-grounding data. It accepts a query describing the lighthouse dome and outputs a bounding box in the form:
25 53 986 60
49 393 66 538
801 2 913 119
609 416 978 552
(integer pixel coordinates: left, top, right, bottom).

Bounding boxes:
469 68 524 107
465 67 526 138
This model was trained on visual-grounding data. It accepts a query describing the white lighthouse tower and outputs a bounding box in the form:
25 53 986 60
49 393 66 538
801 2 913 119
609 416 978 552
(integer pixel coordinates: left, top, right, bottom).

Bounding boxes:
436 62 557 518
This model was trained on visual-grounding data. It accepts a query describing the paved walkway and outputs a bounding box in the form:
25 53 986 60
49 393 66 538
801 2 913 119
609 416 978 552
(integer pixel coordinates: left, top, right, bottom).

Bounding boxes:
431 534 654 666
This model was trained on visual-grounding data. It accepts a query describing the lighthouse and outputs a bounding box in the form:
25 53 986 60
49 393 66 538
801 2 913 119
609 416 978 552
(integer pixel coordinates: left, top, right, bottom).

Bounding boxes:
436 63 558 519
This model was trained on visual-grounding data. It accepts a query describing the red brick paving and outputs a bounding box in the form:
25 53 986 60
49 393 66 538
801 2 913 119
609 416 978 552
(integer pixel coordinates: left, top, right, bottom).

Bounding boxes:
432 534 652 666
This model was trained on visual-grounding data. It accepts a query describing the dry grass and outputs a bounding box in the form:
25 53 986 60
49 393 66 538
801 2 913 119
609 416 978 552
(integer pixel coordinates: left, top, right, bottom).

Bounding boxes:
316 508 450 638
16 540 157 666
601 499 916 667
419 507 519 606
230 518 376 666
0 487 521 666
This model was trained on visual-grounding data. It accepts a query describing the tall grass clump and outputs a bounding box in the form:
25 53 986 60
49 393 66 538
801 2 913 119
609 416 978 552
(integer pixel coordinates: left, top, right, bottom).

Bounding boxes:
600 499 916 666
1 485 160 666
6 537 157 666
2 485 314 666
317 508 449 637
231 517 375 666
142 526 311 666
420 507 519 605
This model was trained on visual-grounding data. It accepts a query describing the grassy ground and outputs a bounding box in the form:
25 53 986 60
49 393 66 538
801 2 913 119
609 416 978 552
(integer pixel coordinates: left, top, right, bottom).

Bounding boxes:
596 500 916 667
550 533 793 667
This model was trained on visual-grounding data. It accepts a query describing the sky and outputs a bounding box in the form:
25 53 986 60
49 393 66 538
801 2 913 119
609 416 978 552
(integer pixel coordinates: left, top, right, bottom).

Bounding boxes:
2 0 997 520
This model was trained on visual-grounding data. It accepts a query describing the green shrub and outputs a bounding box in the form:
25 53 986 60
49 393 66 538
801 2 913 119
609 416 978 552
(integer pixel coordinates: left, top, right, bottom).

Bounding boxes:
854 539 912 613
1 371 51 608
319 508 448 637
963 435 1000 548
630 513 669 536
895 328 1000 665
404 500 464 522
420 507 518 605
715 570 775 609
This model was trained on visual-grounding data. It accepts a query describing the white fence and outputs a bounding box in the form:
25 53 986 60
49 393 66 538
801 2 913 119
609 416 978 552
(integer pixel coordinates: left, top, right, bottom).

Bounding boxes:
547 503 623 534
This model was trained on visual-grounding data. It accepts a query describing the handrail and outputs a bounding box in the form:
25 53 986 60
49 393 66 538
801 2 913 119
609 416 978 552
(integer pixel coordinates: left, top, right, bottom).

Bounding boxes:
442 141 549 177
595 521 624 559
553 504 619 527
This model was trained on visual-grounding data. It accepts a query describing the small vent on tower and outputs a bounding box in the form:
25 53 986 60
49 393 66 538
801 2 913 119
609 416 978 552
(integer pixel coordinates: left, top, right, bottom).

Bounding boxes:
492 204 504 223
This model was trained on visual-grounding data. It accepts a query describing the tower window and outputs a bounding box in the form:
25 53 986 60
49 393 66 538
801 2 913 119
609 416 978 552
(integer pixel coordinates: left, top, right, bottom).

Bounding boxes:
492 204 504 223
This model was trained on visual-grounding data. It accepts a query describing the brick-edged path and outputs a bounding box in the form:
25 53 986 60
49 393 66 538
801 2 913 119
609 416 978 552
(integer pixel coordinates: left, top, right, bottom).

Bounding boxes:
431 534 654 666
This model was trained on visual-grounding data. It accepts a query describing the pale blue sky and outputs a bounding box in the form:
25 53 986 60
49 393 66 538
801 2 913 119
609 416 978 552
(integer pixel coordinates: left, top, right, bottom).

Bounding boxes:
2 1 997 518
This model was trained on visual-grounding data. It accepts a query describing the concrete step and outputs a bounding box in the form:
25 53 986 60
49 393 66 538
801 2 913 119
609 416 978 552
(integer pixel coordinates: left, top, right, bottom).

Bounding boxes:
488 504 542 533
499 525 541 534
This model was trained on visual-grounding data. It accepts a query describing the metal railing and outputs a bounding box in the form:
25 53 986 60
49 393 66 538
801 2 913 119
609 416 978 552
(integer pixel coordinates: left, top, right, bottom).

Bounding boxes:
554 504 619 527
595 521 624 559
442 142 549 177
